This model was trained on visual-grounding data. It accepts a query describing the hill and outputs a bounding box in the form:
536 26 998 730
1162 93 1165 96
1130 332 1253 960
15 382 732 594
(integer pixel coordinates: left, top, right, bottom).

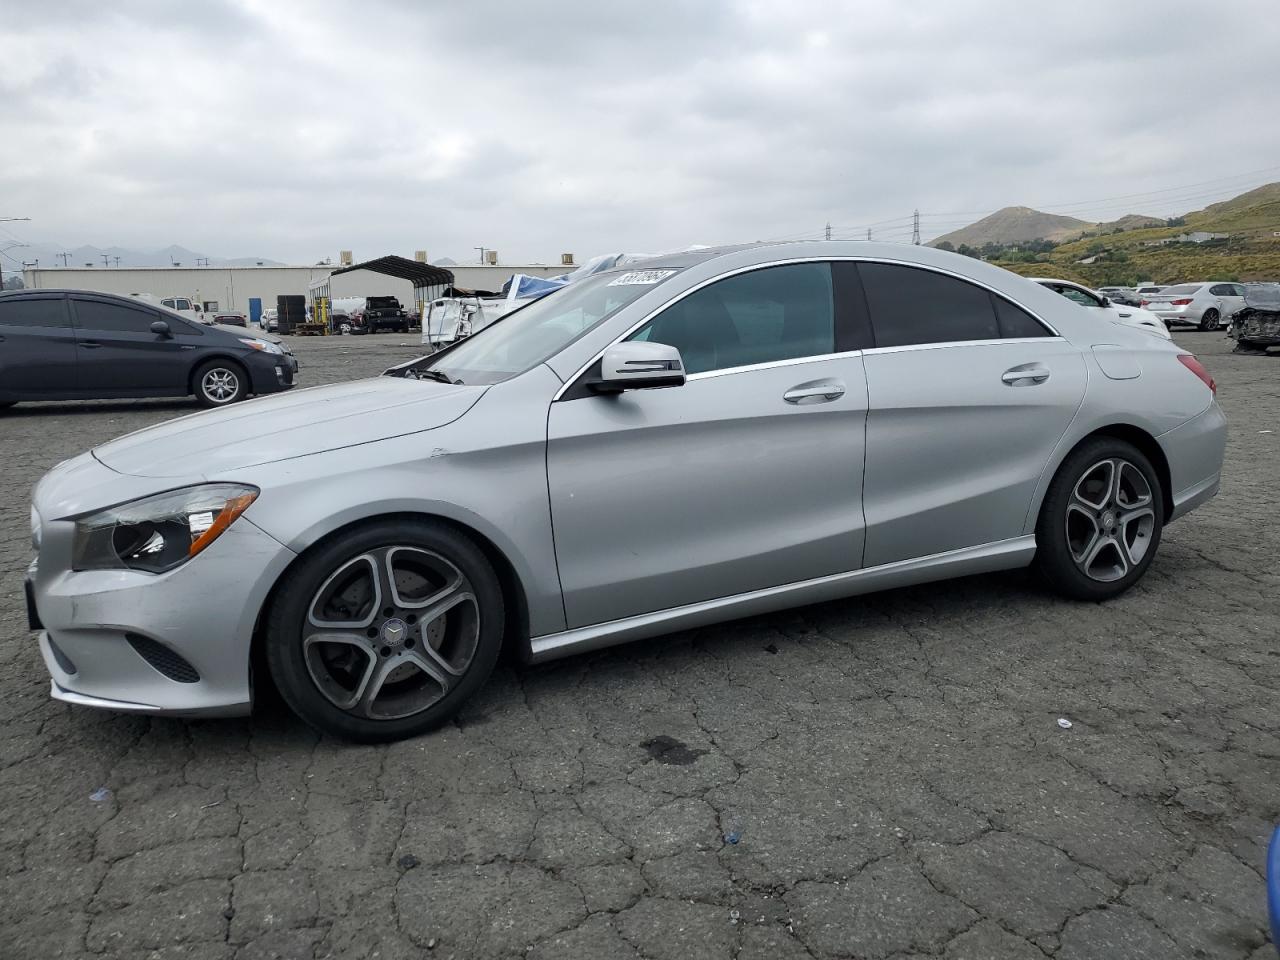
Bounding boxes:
992 180 1280 285
1092 214 1165 234
14 243 284 269
932 206 1091 248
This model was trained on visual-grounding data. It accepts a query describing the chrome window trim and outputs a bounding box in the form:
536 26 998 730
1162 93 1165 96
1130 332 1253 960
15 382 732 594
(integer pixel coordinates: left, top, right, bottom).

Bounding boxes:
862 336 1064 356
685 349 866 382
551 255 1059 401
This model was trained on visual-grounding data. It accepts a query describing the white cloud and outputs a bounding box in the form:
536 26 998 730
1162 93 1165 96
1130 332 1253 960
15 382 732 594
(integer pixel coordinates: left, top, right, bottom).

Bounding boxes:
2 0 1278 264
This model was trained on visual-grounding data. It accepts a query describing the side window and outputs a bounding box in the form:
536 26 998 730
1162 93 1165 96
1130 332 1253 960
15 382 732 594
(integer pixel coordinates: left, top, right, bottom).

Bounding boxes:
175 299 192 311
1232 284 1247 297
1208 284 1226 296
72 299 160 333
992 296 1050 338
161 298 176 309
0 298 69 328
628 263 834 375
859 263 999 347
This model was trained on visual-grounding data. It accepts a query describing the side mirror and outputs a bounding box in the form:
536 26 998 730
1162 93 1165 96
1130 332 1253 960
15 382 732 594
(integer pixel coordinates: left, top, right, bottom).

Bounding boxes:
150 320 172 337
590 341 685 393
1099 296 1111 307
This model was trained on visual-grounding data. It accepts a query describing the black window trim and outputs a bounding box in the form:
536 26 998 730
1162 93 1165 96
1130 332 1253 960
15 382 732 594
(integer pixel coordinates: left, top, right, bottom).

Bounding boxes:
552 256 1061 401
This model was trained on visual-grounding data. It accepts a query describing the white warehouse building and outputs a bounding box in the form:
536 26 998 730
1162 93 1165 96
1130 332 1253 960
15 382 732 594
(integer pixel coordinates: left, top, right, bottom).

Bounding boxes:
22 255 577 322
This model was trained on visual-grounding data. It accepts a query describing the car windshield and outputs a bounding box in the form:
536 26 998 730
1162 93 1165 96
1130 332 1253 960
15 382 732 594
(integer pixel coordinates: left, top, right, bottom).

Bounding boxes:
1161 284 1202 295
425 271 676 385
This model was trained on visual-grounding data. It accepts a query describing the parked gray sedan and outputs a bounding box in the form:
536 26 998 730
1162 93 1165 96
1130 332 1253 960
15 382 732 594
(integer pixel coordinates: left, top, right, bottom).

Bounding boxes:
27 242 1227 741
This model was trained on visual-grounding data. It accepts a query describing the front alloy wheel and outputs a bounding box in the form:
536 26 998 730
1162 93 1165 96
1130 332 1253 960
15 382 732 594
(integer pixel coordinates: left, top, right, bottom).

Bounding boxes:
265 519 504 741
194 359 247 407
1199 309 1220 332
304 546 479 719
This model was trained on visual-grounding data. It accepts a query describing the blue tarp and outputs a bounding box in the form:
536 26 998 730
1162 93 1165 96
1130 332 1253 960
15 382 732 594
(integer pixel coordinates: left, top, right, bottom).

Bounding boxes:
500 274 568 300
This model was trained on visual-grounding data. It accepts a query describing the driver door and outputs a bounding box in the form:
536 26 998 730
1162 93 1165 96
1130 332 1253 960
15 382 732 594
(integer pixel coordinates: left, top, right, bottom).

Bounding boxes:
546 262 870 629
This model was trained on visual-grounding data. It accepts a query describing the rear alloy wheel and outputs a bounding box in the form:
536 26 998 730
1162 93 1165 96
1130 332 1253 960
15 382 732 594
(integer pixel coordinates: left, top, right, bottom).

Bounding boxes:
265 519 504 741
1035 438 1163 601
1198 309 1220 332
194 360 247 407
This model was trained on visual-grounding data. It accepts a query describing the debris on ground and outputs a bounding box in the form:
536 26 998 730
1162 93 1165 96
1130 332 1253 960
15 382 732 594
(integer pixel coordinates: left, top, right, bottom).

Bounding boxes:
1057 718 1074 729
89 787 111 802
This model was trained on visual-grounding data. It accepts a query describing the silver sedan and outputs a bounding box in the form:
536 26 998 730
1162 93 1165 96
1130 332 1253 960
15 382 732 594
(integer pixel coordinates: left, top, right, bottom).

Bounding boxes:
1142 282 1248 331
27 242 1227 741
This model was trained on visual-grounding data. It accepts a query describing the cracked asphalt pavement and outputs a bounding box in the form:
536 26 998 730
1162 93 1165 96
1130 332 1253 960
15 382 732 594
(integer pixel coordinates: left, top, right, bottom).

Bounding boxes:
1 332 1276 960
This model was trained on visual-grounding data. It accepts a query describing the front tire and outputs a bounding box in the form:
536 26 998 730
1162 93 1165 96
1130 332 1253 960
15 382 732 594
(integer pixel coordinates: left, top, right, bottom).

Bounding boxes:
264 519 505 742
1034 437 1164 601
194 359 247 407
1199 309 1220 332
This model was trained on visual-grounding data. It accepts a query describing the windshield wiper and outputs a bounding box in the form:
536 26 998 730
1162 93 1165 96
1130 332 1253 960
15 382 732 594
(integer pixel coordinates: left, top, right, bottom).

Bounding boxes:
416 367 463 385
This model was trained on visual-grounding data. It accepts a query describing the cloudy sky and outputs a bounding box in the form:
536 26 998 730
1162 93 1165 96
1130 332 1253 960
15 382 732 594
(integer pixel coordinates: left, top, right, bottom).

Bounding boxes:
3 0 1279 267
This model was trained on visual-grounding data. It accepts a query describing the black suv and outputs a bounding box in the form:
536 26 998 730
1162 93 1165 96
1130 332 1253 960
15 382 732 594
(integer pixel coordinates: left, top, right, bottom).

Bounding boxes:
358 296 409 334
0 290 299 409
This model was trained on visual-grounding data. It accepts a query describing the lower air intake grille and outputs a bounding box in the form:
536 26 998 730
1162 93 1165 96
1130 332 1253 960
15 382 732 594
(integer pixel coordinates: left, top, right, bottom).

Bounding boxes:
126 634 200 683
47 636 77 675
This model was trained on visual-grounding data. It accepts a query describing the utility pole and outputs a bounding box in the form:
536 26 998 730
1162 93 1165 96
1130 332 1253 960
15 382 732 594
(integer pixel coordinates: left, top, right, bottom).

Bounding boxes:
824 222 831 241
58 252 70 266
101 254 110 267
113 256 121 268
474 246 487 264
912 209 921 245
866 228 872 241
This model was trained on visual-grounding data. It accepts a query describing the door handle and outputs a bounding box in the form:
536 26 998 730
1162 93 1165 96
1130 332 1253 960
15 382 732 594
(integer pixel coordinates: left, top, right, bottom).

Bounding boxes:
783 380 845 404
80 341 102 349
1002 364 1050 385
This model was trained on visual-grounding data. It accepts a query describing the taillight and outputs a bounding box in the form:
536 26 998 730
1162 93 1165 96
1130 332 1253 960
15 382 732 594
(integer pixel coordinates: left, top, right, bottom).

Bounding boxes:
1177 354 1216 395
1170 298 1193 306
1140 300 1149 307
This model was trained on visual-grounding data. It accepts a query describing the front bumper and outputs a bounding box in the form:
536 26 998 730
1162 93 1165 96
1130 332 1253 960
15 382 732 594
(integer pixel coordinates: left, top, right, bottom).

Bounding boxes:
245 350 299 394
28 489 297 716
1235 312 1280 346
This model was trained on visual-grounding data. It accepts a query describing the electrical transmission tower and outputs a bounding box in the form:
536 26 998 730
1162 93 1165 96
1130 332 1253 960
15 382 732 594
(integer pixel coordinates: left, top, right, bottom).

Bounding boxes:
912 209 921 245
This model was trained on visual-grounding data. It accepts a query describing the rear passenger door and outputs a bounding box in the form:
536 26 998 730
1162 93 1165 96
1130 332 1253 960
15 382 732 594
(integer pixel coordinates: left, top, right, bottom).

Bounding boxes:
69 296 193 396
856 262 1087 567
0 295 78 399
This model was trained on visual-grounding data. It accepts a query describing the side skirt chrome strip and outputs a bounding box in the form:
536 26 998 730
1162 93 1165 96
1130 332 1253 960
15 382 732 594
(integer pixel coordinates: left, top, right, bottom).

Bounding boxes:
528 536 1037 664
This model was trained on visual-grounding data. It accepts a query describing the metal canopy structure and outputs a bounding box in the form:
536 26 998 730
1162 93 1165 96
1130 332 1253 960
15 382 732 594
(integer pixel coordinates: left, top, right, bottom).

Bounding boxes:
331 255 454 288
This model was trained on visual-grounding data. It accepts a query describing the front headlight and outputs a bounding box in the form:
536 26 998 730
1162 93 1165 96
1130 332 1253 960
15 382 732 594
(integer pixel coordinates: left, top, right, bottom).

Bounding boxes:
72 483 259 573
239 337 284 355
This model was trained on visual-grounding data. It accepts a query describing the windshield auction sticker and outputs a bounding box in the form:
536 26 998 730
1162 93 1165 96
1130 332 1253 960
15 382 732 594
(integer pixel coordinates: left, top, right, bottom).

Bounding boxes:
608 270 677 286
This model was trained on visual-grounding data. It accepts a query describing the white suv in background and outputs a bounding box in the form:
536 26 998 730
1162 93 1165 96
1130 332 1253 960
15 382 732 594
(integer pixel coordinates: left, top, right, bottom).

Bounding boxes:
1031 278 1172 339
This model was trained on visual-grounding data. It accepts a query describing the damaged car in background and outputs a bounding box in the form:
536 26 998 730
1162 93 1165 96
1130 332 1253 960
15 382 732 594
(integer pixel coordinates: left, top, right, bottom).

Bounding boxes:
1229 283 1280 355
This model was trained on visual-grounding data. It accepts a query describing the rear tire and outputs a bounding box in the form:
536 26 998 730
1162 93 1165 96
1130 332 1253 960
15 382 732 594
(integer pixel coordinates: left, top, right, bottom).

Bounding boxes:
194 359 248 408
1034 437 1164 601
1198 309 1220 332
264 518 505 742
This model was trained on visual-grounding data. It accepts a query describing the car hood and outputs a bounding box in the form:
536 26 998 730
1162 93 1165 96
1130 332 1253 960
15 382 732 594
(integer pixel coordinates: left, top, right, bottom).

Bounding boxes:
93 377 485 478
